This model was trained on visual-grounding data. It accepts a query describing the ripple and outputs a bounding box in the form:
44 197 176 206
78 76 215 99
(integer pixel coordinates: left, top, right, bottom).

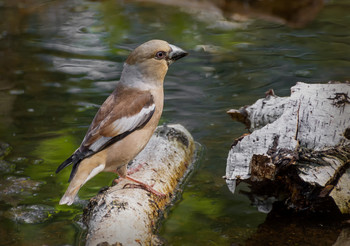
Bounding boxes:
52 56 122 80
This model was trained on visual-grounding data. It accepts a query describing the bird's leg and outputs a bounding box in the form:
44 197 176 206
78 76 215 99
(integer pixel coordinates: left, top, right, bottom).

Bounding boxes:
112 162 144 184
112 164 166 198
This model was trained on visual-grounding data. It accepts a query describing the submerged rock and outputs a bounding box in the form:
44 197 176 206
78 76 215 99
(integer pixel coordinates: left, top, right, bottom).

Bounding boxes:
6 204 56 224
0 176 42 205
0 142 11 159
9 156 29 164
0 160 15 174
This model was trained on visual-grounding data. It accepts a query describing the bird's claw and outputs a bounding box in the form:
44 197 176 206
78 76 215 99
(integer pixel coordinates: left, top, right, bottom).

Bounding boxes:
126 175 166 198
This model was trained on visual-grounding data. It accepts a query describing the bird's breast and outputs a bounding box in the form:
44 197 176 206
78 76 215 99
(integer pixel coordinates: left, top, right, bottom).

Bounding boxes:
104 87 164 171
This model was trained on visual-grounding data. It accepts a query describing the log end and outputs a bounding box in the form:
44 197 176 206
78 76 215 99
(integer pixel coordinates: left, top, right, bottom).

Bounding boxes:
227 108 251 129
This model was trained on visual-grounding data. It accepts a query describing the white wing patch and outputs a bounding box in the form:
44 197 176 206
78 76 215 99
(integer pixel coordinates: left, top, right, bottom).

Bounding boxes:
88 103 155 152
112 104 155 133
89 136 113 152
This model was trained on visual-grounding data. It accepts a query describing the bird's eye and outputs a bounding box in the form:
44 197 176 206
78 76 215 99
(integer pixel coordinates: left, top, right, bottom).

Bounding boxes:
155 51 166 59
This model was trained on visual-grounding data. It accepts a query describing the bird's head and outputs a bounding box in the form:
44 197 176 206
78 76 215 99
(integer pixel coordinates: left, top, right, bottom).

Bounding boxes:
121 40 188 88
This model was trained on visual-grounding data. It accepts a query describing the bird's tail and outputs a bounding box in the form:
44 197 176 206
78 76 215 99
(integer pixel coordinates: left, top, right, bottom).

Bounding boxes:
59 180 82 205
57 150 104 205
58 159 105 205
56 151 87 205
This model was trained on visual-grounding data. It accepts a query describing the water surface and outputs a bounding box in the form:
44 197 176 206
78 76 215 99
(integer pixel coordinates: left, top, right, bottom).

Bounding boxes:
0 0 349 245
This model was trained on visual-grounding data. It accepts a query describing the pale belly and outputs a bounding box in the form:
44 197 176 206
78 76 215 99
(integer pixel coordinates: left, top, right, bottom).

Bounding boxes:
103 126 156 172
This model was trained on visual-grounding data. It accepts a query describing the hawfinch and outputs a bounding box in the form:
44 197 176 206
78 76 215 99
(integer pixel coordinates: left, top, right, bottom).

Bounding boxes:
56 40 188 205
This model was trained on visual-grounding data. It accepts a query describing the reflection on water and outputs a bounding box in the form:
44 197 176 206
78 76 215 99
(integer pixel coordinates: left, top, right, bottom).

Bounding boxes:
0 0 349 245
245 202 344 246
132 0 325 28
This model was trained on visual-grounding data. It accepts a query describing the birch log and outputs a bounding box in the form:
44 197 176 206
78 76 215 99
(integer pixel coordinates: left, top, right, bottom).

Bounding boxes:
226 82 350 213
83 124 196 246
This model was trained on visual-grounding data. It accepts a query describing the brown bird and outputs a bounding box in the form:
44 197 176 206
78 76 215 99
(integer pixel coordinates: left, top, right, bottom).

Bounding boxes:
56 40 188 205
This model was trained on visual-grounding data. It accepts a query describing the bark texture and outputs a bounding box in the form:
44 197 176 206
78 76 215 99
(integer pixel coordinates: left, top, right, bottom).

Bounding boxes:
226 82 350 213
83 124 196 245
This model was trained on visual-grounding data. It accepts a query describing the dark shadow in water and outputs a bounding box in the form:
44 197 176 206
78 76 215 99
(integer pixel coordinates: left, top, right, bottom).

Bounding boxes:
239 181 350 246
244 202 347 246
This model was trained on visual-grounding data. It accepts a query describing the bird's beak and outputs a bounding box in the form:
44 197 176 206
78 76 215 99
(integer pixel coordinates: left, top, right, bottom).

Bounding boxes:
168 44 188 65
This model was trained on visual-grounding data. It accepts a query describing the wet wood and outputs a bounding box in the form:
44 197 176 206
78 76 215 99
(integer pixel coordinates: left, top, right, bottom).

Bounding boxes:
226 82 350 213
83 124 196 246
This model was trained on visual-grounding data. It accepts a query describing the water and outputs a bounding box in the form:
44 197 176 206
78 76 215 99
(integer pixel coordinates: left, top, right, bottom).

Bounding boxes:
0 0 349 245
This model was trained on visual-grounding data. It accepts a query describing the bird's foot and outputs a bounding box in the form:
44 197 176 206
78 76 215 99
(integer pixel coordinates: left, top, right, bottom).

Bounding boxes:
112 178 121 185
112 163 166 197
125 175 166 198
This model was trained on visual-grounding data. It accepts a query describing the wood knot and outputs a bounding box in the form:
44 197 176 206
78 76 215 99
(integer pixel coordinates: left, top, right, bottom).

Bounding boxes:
265 88 275 98
344 128 350 140
328 92 350 108
157 125 189 147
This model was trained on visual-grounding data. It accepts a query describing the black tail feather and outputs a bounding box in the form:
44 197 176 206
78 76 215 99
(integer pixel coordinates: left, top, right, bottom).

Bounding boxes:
56 153 82 182
68 158 81 182
56 155 74 174
56 149 92 182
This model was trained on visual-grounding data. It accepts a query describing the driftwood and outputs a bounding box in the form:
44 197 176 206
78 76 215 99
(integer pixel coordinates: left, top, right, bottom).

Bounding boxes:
226 82 350 213
83 124 196 245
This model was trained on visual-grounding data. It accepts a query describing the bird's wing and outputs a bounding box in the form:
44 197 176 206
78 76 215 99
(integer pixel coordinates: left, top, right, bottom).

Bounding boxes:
79 85 155 154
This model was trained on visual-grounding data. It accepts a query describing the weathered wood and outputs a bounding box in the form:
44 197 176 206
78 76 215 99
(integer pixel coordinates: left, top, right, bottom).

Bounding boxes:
83 124 196 245
226 82 350 213
227 89 288 132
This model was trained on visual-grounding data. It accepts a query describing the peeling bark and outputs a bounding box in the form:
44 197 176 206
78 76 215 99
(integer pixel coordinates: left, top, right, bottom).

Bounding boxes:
226 82 350 213
83 124 196 245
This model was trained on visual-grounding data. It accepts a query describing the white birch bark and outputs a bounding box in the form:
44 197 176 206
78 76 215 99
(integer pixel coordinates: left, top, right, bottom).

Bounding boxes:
226 82 350 213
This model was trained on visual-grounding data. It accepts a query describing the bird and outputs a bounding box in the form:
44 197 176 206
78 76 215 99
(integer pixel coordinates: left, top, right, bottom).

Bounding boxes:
56 40 188 205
